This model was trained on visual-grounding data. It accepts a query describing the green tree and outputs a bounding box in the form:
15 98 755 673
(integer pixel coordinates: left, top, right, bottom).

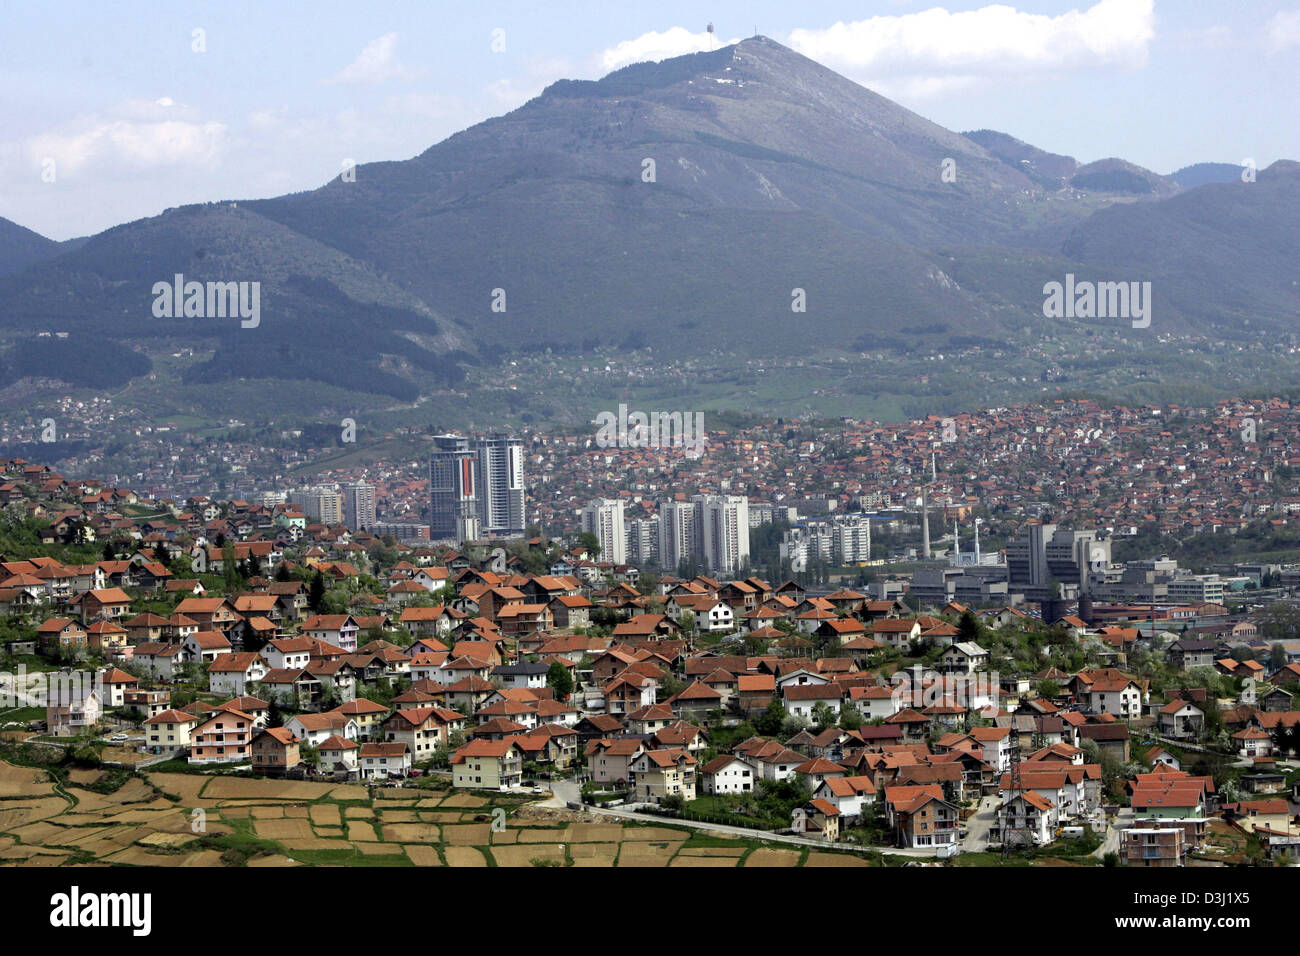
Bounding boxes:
838 701 864 730
576 532 601 558
754 697 786 737
811 701 836 732
547 660 574 700
308 571 326 612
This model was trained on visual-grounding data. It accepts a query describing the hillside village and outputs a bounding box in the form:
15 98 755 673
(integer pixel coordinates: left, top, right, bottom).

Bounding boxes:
0 456 1297 867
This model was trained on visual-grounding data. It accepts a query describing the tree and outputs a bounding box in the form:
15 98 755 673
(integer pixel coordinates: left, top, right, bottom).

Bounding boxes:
811 701 836 732
275 562 292 582
102 540 116 562
838 701 864 730
547 660 574 701
754 697 786 737
267 699 283 728
308 571 326 612
576 531 601 558
957 610 980 644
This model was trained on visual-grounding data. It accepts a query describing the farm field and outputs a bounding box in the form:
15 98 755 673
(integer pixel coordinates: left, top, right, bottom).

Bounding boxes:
0 760 877 867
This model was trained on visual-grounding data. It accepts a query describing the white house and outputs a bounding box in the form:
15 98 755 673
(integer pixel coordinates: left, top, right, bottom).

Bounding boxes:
207 653 268 698
317 734 360 776
1085 678 1144 719
814 776 877 820
260 636 314 671
999 791 1058 846
699 754 757 794
286 712 360 748
143 709 200 755
782 684 842 720
359 742 412 779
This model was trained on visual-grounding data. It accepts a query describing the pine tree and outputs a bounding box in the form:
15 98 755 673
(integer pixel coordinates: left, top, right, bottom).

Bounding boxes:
309 571 326 612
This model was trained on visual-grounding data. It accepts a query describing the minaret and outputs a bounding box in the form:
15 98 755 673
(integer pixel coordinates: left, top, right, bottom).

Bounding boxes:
921 485 931 559
953 517 960 563
974 517 982 564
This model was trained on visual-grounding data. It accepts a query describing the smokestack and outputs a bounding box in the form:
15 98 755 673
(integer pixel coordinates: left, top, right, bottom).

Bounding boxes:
921 486 931 559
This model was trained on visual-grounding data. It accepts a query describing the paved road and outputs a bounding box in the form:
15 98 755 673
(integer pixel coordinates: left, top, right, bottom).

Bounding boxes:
535 791 945 858
1094 808 1133 858
962 794 1000 852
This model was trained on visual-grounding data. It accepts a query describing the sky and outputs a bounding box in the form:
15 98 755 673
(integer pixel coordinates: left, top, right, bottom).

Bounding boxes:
1 0 1297 240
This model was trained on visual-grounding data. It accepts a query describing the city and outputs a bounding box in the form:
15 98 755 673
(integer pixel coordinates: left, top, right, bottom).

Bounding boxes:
0 0 1294 936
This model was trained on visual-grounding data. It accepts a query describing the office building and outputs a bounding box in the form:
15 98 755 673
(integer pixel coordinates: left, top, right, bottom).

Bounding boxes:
1006 523 1107 602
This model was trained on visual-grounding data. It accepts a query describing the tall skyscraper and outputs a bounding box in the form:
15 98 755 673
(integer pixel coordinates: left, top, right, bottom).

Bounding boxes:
693 494 750 576
429 435 480 545
475 433 526 538
581 498 626 566
658 500 696 572
342 481 376 531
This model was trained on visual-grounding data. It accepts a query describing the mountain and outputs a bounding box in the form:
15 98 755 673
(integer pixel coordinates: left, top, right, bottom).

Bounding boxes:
1061 160 1300 335
0 217 61 279
1171 162 1248 189
0 36 1295 415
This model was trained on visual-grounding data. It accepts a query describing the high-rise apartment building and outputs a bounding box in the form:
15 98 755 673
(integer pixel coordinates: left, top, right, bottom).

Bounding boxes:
626 516 660 565
581 498 626 566
475 433 526 538
342 481 376 531
290 486 343 525
429 435 480 545
693 494 750 577
658 500 696 572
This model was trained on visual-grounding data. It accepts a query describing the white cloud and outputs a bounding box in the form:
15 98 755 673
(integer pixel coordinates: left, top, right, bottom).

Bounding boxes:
327 33 421 85
787 0 1156 92
1265 9 1300 51
601 27 741 72
26 99 227 175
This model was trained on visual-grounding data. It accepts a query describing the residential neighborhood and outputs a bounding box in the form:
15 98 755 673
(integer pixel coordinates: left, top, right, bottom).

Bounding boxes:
0 449 1296 875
